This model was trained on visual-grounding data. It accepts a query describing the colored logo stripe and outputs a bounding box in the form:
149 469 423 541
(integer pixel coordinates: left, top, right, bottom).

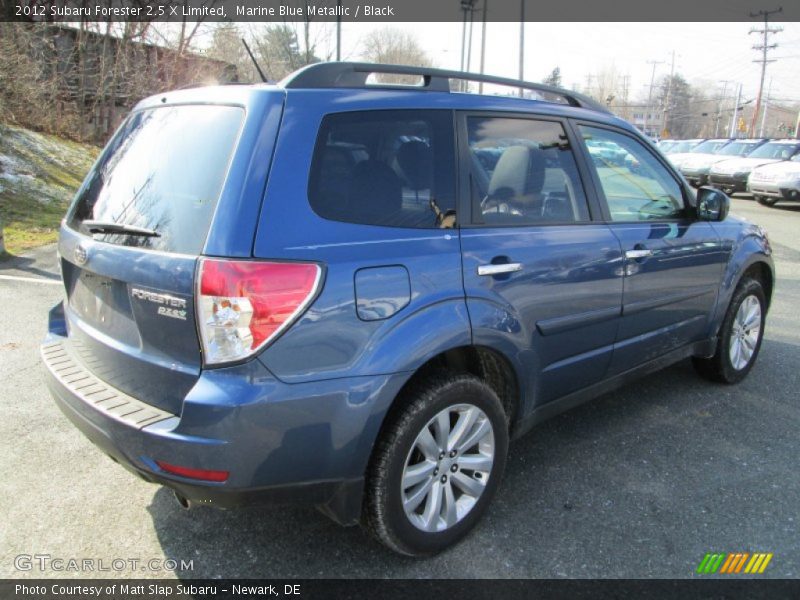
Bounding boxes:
697 553 726 574
719 553 748 573
745 553 773 574
697 552 773 574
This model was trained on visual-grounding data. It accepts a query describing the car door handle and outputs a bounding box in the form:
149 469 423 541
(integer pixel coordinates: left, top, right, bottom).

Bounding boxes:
625 249 654 260
477 263 523 276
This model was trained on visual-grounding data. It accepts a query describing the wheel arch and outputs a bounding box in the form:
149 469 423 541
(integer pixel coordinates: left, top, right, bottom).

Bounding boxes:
354 345 522 486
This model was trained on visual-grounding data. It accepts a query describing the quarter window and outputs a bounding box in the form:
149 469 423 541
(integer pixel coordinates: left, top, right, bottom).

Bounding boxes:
580 125 685 222
466 116 591 225
308 110 456 229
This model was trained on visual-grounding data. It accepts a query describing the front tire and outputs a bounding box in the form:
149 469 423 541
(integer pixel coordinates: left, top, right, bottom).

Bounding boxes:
363 373 509 556
756 196 779 207
693 277 766 384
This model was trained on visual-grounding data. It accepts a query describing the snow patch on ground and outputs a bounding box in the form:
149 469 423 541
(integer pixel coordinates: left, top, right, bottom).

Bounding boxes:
0 124 97 206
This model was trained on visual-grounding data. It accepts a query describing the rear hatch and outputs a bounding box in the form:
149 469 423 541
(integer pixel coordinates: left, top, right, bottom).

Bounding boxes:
58 102 248 415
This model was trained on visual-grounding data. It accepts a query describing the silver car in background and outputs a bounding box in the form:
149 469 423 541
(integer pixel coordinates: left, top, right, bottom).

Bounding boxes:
748 153 800 207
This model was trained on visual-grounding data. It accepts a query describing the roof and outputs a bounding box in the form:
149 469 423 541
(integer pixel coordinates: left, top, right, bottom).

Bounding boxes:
280 62 611 114
133 62 635 133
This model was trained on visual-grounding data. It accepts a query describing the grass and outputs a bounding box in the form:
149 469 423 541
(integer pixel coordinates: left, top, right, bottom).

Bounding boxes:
0 123 98 255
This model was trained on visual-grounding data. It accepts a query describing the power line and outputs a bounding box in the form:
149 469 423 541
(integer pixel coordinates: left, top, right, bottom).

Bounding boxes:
748 7 783 136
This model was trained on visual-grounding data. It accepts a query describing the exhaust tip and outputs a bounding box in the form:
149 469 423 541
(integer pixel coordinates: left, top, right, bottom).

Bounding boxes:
173 491 192 510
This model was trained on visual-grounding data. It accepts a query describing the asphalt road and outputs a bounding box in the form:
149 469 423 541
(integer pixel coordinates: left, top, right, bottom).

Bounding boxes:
1 197 798 579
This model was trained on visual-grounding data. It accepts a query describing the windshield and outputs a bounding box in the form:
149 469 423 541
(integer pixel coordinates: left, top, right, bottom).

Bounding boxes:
667 141 700 153
718 142 762 157
691 140 729 154
747 142 800 160
68 104 244 254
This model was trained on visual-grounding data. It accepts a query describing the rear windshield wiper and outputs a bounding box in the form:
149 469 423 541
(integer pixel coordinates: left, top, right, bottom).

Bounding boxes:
82 220 160 237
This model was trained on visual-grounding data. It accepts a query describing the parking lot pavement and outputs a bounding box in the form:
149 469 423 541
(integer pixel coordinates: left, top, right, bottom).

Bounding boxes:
1 197 798 579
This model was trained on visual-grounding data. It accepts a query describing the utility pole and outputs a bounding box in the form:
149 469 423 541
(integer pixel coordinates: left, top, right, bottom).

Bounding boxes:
795 109 800 138
479 0 488 93
460 2 468 71
729 83 742 138
748 7 782 137
715 80 732 137
518 1 525 97
466 3 475 72
662 50 676 138
643 60 663 138
620 74 630 120
460 0 477 91
336 0 342 61
759 77 772 137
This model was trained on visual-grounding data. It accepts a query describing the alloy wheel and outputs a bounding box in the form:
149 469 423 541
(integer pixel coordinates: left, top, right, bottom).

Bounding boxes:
729 294 762 371
400 403 495 533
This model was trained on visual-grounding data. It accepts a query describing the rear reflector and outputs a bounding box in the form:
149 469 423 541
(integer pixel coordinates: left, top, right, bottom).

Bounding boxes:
155 460 229 483
197 259 321 366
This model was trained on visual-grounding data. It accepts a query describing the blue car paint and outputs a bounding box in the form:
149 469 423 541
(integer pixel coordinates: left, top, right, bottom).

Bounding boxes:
43 80 774 525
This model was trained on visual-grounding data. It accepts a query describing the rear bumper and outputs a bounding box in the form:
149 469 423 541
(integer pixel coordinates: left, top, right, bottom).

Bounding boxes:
42 328 407 525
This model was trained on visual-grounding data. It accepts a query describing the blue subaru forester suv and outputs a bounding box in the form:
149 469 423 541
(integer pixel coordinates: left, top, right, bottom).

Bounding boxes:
43 63 773 556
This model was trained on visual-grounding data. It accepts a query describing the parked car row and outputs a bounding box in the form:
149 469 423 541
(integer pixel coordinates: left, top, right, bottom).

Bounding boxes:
657 137 800 208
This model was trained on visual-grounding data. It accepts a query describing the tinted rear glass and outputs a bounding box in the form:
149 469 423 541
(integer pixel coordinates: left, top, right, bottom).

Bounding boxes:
308 110 456 229
68 105 243 254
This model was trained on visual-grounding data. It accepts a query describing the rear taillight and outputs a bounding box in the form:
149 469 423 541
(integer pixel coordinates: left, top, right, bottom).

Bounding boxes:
197 259 321 366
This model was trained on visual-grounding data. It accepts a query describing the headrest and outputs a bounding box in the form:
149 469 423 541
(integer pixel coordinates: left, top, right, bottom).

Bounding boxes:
397 140 434 191
487 145 546 201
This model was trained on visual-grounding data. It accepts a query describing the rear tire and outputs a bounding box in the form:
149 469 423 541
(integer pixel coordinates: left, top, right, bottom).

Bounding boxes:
755 196 779 207
362 373 508 556
693 277 766 384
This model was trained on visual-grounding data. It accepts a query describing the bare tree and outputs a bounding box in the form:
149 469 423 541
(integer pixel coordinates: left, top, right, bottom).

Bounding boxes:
361 27 432 66
359 27 432 84
1 17 235 143
208 23 255 82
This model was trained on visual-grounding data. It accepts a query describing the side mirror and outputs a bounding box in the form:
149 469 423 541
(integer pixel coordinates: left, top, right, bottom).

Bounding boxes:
696 186 730 222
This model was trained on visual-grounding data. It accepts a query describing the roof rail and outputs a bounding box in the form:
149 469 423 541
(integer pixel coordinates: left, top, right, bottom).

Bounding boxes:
281 62 611 114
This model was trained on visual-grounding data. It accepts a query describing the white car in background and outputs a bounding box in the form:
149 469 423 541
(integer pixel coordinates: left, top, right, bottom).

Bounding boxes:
680 139 768 187
667 138 733 170
709 139 800 195
748 153 800 207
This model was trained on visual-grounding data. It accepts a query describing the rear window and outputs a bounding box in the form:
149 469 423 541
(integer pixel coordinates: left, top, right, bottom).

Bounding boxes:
308 110 456 229
68 104 244 254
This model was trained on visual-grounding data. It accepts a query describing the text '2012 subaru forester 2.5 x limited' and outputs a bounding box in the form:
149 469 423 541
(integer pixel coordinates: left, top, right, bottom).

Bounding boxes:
42 63 774 556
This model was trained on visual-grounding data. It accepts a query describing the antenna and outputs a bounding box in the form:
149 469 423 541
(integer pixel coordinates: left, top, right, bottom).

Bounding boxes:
241 38 267 83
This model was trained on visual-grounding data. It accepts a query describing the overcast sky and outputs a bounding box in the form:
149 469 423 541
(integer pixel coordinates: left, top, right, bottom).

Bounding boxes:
313 21 800 106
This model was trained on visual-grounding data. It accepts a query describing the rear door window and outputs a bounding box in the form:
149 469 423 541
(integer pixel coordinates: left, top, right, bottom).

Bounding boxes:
68 104 244 254
308 110 456 229
465 116 591 225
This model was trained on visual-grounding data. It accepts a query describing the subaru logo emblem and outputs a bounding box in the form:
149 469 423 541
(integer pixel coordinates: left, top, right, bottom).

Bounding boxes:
74 244 88 266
